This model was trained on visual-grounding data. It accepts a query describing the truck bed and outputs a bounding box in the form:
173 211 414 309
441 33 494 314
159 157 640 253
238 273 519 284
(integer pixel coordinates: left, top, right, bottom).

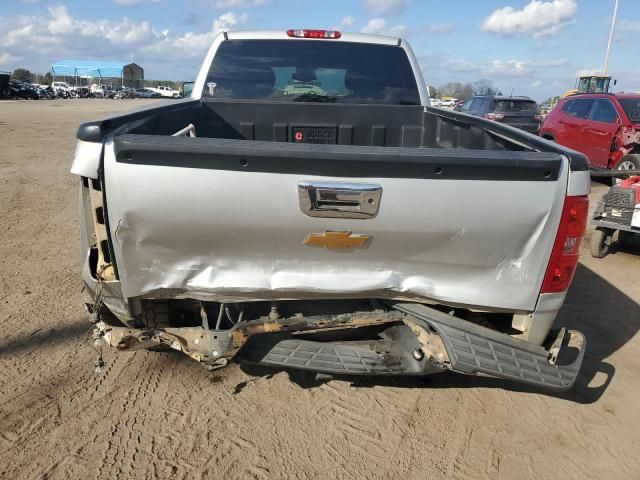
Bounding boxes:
77 98 592 161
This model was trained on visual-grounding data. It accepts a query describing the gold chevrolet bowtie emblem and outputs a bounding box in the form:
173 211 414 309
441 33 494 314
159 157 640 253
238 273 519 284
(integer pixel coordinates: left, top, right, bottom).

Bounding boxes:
303 231 371 249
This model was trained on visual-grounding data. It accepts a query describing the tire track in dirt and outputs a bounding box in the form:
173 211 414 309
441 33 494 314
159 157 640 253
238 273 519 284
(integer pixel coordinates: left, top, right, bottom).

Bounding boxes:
93 352 167 478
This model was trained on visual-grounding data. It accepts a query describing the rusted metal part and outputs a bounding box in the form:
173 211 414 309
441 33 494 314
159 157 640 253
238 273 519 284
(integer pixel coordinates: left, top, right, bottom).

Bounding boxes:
98 310 410 369
88 181 115 282
228 310 405 356
403 318 451 370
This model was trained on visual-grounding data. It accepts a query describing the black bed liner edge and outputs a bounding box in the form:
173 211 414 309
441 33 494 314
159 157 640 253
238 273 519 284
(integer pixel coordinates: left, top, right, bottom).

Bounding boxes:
77 99 588 174
114 134 562 181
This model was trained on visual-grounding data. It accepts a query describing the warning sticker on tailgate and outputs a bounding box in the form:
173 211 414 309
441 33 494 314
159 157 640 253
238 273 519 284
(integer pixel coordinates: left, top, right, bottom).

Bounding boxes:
292 126 337 144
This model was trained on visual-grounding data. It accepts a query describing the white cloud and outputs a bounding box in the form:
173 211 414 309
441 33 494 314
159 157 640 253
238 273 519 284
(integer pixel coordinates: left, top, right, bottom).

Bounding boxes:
0 6 247 79
334 15 356 31
213 11 247 32
428 23 455 34
206 0 267 7
363 0 408 16
112 0 143 5
0 52 18 66
619 20 640 32
48 4 75 35
420 53 569 79
361 18 385 33
529 79 543 88
486 58 568 76
488 59 530 76
141 11 247 59
361 18 408 37
482 0 577 38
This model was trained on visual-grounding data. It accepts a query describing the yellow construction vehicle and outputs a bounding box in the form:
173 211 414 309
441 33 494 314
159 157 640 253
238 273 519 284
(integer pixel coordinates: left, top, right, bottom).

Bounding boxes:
563 74 616 97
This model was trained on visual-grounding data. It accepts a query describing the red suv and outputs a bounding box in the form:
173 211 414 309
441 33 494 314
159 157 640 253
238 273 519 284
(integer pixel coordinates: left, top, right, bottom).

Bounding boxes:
540 93 640 171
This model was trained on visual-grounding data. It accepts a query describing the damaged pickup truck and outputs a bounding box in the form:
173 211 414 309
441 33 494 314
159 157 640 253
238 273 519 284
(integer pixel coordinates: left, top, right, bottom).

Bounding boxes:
73 29 590 391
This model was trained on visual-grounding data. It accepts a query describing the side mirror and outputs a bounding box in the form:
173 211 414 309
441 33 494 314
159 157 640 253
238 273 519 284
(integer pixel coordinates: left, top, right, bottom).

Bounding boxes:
182 81 195 98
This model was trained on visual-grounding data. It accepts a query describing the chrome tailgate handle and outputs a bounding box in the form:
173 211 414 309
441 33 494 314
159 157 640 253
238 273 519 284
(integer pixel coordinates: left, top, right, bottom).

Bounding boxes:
298 181 382 218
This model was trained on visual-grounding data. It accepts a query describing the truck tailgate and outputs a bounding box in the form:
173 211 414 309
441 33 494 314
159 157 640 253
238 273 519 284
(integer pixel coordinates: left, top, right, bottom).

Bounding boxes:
105 135 568 312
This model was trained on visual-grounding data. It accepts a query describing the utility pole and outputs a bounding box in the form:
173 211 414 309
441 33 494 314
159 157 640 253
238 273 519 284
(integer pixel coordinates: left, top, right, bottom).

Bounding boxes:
603 0 619 75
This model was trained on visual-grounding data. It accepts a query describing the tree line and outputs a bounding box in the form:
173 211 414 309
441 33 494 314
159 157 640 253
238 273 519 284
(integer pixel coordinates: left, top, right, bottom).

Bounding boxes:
10 68 53 85
427 79 502 100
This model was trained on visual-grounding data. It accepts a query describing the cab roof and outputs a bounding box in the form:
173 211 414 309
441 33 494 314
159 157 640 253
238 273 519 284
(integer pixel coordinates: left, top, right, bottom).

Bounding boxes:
225 29 402 46
565 92 640 99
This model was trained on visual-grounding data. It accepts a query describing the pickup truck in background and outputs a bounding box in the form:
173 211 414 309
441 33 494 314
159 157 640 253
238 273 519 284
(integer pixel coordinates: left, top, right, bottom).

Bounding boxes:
149 85 181 98
72 29 590 391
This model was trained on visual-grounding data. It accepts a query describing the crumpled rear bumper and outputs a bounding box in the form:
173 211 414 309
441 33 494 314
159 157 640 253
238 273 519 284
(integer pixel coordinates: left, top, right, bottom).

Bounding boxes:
96 302 585 391
394 303 585 391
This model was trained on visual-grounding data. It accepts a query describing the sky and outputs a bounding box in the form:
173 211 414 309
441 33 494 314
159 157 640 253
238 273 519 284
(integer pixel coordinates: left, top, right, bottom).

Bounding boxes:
1 0 639 101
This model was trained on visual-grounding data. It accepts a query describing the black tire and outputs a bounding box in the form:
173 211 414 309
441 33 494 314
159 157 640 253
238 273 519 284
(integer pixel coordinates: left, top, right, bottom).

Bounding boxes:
613 154 640 184
614 153 640 171
618 231 634 248
590 228 611 258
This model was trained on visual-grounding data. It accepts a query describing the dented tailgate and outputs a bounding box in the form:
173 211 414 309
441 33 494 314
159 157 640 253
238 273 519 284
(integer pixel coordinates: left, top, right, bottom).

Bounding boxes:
104 134 568 312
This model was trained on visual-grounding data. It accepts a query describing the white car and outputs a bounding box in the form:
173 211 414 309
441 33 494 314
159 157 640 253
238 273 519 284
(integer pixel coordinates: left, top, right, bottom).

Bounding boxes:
51 81 71 92
134 88 162 98
149 85 181 98
439 98 457 108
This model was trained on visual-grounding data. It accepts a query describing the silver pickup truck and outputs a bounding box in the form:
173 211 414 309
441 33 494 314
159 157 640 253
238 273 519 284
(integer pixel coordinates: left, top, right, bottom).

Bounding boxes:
72 29 590 390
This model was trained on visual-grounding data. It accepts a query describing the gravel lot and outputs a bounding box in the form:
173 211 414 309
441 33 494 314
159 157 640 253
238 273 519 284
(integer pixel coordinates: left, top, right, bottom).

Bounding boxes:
1 99 639 480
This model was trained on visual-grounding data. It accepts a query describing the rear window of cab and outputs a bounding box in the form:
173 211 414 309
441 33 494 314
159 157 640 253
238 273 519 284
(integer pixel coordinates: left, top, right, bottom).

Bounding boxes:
203 39 421 105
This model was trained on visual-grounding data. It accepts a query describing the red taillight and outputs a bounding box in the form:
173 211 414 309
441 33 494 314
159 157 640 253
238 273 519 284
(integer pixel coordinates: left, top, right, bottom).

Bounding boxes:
541 195 589 293
286 29 341 39
484 113 504 121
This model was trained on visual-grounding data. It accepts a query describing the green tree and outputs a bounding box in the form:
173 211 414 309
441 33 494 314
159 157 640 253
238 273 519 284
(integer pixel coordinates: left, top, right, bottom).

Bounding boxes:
472 79 501 96
11 68 34 82
458 83 474 100
439 82 464 97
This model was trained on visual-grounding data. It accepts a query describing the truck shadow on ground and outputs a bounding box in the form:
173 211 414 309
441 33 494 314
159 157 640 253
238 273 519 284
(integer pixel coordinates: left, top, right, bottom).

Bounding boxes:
0 318 91 357
240 263 638 404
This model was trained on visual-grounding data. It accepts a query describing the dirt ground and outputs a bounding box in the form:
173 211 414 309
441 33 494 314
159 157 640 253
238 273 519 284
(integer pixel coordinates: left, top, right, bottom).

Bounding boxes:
1 99 639 480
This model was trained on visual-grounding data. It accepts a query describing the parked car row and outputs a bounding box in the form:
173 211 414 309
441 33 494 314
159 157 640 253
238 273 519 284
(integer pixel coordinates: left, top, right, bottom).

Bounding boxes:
451 92 640 173
1 81 178 100
1 80 66 100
